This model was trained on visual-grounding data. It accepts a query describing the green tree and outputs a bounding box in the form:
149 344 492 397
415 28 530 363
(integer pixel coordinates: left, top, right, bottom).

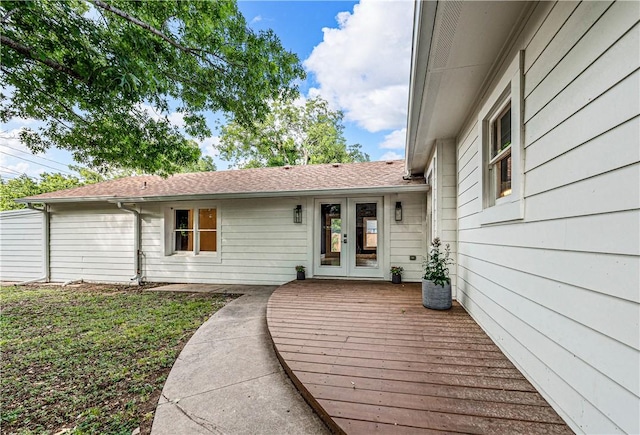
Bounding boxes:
0 175 39 210
218 97 369 168
0 169 104 210
101 140 217 176
177 155 216 173
0 145 216 211
0 0 304 175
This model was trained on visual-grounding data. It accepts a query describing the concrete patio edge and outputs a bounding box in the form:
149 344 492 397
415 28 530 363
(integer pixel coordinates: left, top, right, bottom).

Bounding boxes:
149 283 328 435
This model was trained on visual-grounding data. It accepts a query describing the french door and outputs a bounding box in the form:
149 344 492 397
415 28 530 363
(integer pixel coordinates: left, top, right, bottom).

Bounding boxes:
314 197 383 278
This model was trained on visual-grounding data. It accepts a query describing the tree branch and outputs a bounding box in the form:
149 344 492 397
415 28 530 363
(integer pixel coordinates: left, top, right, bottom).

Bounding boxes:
49 98 88 125
90 1 181 48
161 68 219 90
89 0 240 71
0 70 87 135
0 35 88 84
1 8 17 24
9 63 89 126
42 113 74 132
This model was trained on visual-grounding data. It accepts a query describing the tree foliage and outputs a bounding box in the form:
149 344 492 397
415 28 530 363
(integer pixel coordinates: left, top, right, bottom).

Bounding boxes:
175 154 216 173
105 141 217 176
0 150 215 211
0 0 304 175
0 168 104 210
218 97 369 168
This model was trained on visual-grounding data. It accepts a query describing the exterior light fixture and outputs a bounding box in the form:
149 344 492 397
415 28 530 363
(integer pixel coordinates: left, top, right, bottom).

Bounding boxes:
395 201 403 222
294 205 303 224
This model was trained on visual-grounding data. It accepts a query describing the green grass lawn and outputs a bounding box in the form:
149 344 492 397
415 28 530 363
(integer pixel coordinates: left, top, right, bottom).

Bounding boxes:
0 284 235 435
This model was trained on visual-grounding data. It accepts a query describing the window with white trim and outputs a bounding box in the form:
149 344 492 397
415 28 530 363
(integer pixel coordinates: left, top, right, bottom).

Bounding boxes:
478 51 524 224
173 207 217 254
489 102 512 204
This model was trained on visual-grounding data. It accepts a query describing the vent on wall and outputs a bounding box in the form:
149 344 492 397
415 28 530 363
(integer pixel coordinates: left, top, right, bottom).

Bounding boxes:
431 0 462 70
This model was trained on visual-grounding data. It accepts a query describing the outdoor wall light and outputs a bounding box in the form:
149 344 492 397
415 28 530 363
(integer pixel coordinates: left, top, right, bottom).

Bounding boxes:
294 205 303 224
395 201 403 222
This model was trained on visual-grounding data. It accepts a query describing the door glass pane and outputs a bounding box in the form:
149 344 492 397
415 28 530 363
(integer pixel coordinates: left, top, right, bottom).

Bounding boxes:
321 204 341 266
356 203 377 267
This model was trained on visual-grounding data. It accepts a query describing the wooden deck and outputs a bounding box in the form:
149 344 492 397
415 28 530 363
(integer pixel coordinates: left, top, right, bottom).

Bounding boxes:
267 280 572 434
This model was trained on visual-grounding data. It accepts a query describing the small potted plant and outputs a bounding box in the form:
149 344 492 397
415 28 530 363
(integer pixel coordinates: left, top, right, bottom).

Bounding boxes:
390 266 404 284
422 237 453 310
295 265 306 280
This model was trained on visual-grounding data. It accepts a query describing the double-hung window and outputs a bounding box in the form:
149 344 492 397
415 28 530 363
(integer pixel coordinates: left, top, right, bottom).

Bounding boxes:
478 51 524 224
489 102 512 201
173 208 217 254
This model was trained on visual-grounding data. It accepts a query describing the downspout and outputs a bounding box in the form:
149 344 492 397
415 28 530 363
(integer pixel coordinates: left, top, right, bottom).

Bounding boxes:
17 203 50 285
117 202 142 285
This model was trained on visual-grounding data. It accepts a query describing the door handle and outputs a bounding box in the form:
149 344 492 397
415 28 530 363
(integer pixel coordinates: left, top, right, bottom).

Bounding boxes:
343 234 347 244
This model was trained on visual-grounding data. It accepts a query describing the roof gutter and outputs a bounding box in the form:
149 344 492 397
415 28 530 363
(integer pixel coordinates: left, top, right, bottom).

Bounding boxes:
405 0 438 177
116 202 142 285
17 203 50 285
16 184 431 205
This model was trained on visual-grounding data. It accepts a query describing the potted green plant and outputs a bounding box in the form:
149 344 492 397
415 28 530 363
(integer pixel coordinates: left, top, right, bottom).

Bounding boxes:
390 266 403 284
422 237 453 310
295 265 306 280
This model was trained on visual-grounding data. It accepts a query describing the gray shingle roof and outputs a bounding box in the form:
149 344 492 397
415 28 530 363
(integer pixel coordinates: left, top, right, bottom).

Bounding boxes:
20 160 426 203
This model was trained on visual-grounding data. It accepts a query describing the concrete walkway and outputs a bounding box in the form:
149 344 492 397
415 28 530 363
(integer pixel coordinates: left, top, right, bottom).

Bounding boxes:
149 284 328 435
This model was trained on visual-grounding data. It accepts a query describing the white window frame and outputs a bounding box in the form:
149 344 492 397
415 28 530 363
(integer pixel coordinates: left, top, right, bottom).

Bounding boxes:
163 202 221 261
488 100 513 205
478 51 524 225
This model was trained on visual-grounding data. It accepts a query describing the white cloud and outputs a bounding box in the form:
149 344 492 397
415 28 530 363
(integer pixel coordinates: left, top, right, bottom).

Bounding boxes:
198 136 220 158
166 111 186 128
304 0 414 133
0 128 69 177
0 128 29 152
379 128 406 150
0 129 30 173
0 161 37 180
379 151 403 161
0 139 36 177
7 161 34 175
5 116 39 126
250 15 263 25
136 103 185 128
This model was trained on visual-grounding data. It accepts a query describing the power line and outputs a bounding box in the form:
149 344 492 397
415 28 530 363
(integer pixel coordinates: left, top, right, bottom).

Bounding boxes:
0 151 74 175
0 165 27 176
0 143 73 169
0 166 37 180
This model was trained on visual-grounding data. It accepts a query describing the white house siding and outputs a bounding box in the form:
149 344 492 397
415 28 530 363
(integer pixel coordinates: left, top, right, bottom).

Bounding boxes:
48 204 135 283
425 141 458 296
0 209 44 282
139 197 309 285
388 191 426 282
455 2 639 434
436 140 457 297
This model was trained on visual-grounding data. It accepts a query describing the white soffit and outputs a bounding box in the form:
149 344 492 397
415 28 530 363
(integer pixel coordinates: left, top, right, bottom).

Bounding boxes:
406 0 530 175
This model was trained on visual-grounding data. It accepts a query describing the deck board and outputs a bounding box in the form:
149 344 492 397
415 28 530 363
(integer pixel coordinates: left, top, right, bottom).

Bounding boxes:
267 280 572 434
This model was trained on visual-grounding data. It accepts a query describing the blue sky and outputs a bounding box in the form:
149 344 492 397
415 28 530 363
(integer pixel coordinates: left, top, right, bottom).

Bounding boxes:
0 0 414 177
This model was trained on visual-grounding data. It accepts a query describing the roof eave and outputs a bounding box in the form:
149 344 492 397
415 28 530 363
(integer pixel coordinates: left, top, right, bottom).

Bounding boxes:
405 0 438 177
15 184 430 205
405 1 533 176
